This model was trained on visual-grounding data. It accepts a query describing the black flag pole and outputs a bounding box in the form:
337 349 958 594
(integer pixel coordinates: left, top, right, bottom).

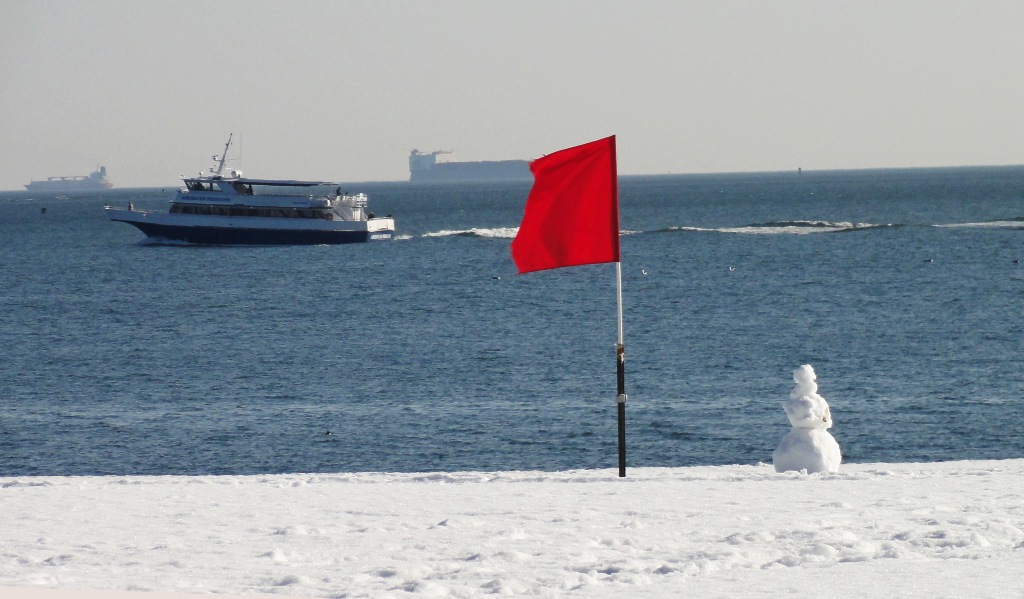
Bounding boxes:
615 261 627 477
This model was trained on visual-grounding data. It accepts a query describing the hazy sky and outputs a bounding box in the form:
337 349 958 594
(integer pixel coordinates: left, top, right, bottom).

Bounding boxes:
3 0 1024 190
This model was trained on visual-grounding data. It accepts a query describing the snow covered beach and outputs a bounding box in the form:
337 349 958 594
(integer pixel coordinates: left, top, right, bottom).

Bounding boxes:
3 460 1024 598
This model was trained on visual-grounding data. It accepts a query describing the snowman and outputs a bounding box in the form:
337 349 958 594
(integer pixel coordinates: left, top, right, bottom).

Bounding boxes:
772 364 841 474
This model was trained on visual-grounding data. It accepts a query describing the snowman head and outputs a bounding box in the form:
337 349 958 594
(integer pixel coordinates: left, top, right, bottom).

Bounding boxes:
790 364 818 399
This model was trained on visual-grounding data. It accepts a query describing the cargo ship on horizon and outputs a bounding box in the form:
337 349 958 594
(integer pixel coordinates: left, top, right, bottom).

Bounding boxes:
409 150 531 182
25 166 113 191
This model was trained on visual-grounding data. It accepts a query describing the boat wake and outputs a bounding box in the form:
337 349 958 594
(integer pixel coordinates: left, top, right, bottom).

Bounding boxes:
935 217 1024 229
414 217 1024 241
422 227 519 239
417 222 903 240
659 220 900 235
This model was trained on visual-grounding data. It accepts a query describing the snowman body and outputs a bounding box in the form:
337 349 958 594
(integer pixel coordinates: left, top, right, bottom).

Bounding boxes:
772 365 841 474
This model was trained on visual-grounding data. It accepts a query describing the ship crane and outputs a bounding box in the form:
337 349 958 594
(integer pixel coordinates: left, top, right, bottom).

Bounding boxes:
411 149 453 158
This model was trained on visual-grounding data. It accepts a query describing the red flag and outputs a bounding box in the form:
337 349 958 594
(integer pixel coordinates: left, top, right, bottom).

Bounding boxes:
511 136 620 274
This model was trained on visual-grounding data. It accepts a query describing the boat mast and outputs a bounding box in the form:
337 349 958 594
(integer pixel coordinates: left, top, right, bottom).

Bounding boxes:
212 133 233 177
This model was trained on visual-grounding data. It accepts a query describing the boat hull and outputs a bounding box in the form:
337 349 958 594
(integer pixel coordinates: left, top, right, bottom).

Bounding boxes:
107 209 394 245
410 160 531 182
25 180 114 192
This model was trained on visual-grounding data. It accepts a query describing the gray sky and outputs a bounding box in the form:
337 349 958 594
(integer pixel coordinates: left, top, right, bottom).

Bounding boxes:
3 0 1024 190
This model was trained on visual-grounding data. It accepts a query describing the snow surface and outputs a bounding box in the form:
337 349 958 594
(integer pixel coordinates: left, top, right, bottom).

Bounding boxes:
3 460 1024 598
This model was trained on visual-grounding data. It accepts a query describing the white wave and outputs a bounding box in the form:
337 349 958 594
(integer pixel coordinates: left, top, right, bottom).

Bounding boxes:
935 220 1024 229
669 224 839 235
422 227 519 239
720 225 848 235
426 227 642 238
669 221 886 235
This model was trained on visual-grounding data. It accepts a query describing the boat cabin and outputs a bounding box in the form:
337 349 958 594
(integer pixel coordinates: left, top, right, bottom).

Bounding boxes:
174 176 370 221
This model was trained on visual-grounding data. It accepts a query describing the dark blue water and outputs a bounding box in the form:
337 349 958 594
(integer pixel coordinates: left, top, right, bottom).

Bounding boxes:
2 167 1023 476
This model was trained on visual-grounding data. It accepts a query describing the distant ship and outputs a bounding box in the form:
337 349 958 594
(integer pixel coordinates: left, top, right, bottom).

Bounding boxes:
25 166 113 191
409 150 531 182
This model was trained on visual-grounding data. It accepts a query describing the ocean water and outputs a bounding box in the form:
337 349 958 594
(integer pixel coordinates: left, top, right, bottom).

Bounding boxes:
1 167 1023 476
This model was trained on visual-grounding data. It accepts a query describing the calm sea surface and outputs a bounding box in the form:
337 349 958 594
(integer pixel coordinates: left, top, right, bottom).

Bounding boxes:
2 167 1023 476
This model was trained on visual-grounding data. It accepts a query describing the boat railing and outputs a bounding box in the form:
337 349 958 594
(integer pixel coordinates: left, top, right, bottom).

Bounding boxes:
337 193 368 208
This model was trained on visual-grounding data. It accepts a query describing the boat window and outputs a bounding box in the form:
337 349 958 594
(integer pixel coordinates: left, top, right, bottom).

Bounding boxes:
163 204 337 218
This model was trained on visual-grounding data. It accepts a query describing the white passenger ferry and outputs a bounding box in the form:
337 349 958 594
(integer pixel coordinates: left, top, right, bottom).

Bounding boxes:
106 135 394 245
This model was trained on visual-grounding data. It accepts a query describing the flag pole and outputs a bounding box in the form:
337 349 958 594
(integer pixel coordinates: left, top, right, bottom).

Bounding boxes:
616 260 626 477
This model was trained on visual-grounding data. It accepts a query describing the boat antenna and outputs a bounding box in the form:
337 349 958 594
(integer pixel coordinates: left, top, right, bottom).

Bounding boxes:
213 133 233 177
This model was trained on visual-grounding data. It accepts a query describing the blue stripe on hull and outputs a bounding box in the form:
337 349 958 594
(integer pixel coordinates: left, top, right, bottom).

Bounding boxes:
128 222 392 245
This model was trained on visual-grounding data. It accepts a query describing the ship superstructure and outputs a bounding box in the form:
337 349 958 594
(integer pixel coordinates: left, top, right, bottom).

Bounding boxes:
409 150 531 182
